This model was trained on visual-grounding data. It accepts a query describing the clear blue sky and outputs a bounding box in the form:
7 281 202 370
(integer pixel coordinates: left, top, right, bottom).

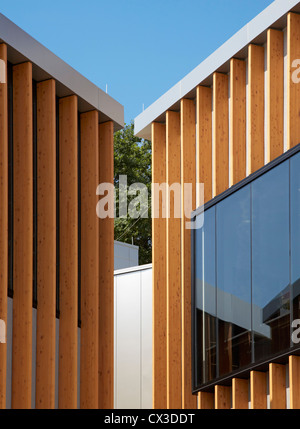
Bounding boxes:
0 0 274 124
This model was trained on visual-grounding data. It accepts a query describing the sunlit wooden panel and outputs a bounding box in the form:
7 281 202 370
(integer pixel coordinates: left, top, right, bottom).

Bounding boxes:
289 355 300 409
230 59 246 186
11 61 33 409
0 43 8 410
197 85 212 203
98 121 114 409
166 111 181 409
250 371 267 409
213 73 229 196
267 29 284 162
232 378 248 409
151 122 167 409
36 79 56 409
80 110 99 409
287 13 300 149
58 95 78 409
181 98 197 409
215 385 231 409
269 363 286 409
198 392 214 409
248 44 265 174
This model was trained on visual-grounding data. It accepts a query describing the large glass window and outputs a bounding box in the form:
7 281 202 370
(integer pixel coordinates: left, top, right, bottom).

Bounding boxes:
195 207 216 386
217 186 251 376
291 153 300 324
252 161 290 361
193 148 300 391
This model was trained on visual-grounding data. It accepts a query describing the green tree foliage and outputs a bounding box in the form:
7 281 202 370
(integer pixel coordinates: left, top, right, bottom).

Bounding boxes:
114 122 152 265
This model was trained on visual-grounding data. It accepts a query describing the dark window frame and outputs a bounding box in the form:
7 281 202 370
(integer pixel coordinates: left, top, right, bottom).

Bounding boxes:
191 142 300 394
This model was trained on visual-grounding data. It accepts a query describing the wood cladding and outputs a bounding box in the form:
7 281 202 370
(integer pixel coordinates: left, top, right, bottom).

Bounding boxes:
98 121 114 409
36 79 56 409
0 43 8 410
151 122 167 409
11 62 33 409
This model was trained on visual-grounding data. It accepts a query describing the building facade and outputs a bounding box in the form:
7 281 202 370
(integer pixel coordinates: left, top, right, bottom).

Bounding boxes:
135 0 300 410
0 13 123 408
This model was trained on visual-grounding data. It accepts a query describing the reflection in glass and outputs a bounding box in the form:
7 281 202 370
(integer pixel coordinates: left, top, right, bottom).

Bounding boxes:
195 207 216 385
252 161 290 361
291 153 300 325
217 186 251 376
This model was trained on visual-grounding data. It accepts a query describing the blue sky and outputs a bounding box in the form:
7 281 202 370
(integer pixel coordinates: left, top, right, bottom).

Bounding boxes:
0 0 274 124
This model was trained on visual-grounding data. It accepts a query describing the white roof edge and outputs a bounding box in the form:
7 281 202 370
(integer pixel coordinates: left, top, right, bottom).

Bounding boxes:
0 12 124 129
114 263 152 276
114 240 139 250
134 0 299 140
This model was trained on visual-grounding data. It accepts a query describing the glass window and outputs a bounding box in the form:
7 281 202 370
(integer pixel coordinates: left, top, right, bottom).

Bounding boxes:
195 207 216 386
252 161 290 361
217 186 251 376
291 153 300 326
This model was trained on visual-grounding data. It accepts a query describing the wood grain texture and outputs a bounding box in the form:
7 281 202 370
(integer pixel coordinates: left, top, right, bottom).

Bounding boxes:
0 43 8 409
287 13 300 149
232 378 248 409
250 371 267 409
166 111 181 409
289 355 300 409
58 95 78 409
248 44 265 174
35 79 56 409
196 85 212 203
151 122 167 409
230 59 246 186
213 73 229 197
80 111 99 409
11 62 33 409
180 99 197 409
98 121 114 409
267 29 284 162
198 392 214 409
214 385 231 409
269 363 286 409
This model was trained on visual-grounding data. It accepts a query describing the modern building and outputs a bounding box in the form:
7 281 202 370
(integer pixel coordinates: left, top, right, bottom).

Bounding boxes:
135 0 300 410
114 264 152 409
114 240 139 270
0 13 123 408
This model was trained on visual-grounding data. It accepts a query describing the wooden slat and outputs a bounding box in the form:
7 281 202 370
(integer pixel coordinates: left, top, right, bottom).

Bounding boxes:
35 79 56 409
151 122 167 409
250 371 267 409
267 29 284 162
58 95 78 409
0 43 8 410
198 392 214 409
11 62 33 409
180 98 197 409
287 13 300 149
98 121 114 409
269 363 286 409
214 385 231 409
289 355 300 409
248 44 265 175
166 111 181 409
213 73 229 197
232 378 248 409
80 111 99 409
230 59 246 186
196 85 212 203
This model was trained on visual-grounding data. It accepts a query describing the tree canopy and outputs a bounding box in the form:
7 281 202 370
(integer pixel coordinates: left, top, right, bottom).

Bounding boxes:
114 122 152 265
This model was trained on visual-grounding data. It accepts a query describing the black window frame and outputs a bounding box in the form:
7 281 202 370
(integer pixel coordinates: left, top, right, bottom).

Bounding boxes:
191 142 300 394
